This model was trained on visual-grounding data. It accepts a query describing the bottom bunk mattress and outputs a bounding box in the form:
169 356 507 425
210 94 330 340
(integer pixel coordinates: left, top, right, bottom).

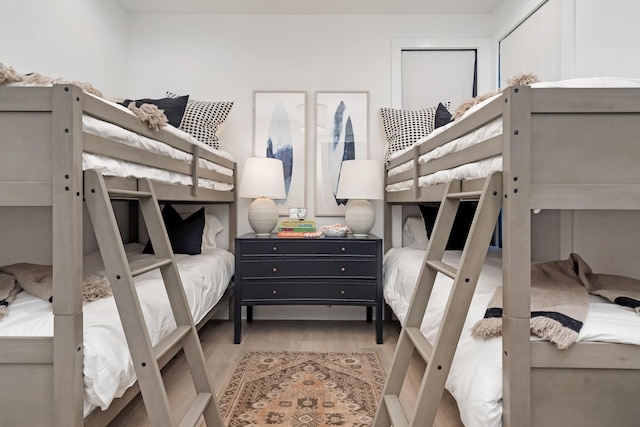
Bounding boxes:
0 243 234 417
383 247 640 427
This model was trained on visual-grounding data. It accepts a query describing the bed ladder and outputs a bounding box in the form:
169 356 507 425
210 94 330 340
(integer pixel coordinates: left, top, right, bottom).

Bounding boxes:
84 169 224 427
373 172 503 427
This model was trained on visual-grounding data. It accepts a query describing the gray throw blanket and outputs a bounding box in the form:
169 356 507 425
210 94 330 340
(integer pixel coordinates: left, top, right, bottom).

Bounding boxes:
0 273 21 320
0 263 112 320
471 253 640 350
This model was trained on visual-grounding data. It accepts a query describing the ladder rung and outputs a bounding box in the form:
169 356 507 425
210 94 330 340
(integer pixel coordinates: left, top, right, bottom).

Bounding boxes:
154 325 192 361
106 188 153 199
426 260 457 279
130 257 173 277
383 395 409 427
178 392 213 427
446 190 482 200
406 327 433 363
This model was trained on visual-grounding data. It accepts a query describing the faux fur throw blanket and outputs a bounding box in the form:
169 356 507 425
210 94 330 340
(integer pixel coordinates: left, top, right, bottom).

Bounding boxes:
471 253 640 350
0 263 112 320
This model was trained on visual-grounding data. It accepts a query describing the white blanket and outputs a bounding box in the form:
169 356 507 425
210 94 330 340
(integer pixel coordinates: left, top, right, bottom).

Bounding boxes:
383 247 640 427
385 77 640 192
0 243 234 417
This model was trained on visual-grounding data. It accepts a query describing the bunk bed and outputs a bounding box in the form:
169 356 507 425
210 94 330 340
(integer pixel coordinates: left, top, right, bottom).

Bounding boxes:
0 84 237 426
380 78 640 427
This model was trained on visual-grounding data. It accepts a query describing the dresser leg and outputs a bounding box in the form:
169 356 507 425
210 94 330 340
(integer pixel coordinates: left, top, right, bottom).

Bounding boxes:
366 306 373 323
234 305 241 344
247 306 253 323
376 302 383 344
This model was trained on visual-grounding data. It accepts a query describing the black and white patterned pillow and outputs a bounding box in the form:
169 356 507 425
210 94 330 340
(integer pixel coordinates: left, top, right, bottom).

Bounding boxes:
379 102 450 162
167 92 233 149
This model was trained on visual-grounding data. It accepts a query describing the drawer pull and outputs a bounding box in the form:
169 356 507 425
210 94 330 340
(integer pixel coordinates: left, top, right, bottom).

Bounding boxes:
272 290 277 295
341 247 346 252
272 246 278 252
340 290 346 295
340 267 346 273
272 267 277 273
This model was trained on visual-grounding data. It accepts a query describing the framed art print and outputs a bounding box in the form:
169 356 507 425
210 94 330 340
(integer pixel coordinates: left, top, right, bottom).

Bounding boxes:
314 90 369 216
253 91 307 216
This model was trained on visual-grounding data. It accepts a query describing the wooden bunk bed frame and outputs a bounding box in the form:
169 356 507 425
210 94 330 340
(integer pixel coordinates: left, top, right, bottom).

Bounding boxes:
0 84 237 426
381 85 640 427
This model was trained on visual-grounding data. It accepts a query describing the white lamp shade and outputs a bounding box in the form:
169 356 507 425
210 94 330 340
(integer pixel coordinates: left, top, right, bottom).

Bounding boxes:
239 157 286 236
335 160 384 200
335 160 384 237
238 157 286 199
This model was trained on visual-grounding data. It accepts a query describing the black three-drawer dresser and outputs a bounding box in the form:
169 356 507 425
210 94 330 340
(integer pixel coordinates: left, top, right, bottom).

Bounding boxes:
234 233 383 344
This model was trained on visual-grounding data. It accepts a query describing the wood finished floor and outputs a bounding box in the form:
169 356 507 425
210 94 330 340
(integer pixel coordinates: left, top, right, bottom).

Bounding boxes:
108 319 464 427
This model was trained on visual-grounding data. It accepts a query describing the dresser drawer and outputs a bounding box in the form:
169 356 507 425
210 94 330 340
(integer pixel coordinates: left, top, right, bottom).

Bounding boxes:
238 259 376 279
241 282 377 302
239 239 377 257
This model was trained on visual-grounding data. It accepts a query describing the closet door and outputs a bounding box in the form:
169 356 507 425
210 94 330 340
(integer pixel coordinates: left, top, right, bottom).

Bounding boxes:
401 49 477 110
498 0 563 87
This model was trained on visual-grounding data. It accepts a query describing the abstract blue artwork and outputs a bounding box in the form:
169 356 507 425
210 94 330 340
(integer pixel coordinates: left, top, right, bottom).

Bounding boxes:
328 101 355 206
254 91 307 215
315 91 369 216
265 101 293 203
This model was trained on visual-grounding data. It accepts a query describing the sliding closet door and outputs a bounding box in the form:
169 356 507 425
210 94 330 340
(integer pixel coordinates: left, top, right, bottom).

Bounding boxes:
401 49 477 110
498 0 562 87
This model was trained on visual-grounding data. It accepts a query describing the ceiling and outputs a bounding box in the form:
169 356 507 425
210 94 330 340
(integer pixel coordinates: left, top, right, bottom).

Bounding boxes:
114 0 505 15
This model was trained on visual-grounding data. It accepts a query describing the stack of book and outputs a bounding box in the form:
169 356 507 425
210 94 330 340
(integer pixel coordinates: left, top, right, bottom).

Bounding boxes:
277 220 316 237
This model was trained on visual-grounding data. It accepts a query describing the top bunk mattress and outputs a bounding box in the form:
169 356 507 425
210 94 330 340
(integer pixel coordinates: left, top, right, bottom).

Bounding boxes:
1 84 235 192
385 77 640 192
83 109 234 191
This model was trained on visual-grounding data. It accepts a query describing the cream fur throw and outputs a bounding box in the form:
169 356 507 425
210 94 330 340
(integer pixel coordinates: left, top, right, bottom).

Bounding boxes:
0 63 168 131
452 72 541 120
1 263 112 306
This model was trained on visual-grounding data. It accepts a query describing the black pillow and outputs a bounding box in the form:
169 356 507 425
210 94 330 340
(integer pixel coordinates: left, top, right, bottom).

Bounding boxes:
418 202 477 250
120 95 189 128
434 102 453 129
143 204 205 255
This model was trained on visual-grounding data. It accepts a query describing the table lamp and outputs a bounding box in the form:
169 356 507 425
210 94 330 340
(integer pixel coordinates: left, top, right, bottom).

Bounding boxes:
239 157 286 236
335 159 384 237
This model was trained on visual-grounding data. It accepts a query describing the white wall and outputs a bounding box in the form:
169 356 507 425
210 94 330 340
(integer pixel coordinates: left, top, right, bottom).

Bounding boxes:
575 0 640 78
125 14 494 239
123 13 494 320
2 0 129 95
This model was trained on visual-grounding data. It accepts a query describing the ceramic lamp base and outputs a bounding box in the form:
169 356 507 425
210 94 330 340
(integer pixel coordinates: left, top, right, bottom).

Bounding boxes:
248 197 278 236
344 199 374 237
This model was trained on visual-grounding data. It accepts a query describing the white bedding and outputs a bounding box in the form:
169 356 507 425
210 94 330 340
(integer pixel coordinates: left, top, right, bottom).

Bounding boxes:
7 84 235 191
385 77 640 192
0 243 234 417
82 99 235 191
383 247 640 427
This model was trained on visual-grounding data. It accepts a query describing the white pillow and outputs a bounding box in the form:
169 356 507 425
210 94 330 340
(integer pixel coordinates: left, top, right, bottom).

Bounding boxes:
403 216 428 249
179 211 224 250
202 213 224 249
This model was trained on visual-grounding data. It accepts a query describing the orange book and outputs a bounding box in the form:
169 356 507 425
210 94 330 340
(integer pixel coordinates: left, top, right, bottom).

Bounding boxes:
277 231 306 238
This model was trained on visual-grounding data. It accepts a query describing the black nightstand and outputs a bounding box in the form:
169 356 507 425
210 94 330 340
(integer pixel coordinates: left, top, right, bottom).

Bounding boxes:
234 233 383 344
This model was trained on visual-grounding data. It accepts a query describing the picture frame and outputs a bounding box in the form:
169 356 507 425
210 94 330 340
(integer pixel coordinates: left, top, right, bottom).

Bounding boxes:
253 91 307 216
314 91 369 216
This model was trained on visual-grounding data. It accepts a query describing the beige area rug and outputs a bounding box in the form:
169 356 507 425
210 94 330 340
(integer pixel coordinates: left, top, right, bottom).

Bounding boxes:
218 351 385 427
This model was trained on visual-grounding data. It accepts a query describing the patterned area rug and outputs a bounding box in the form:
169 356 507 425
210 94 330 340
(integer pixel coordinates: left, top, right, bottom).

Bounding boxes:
218 351 385 427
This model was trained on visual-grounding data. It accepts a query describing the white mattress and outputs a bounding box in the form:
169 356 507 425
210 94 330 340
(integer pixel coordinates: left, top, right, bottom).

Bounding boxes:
0 243 234 417
7 84 235 191
383 247 640 427
82 98 235 191
385 77 640 192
